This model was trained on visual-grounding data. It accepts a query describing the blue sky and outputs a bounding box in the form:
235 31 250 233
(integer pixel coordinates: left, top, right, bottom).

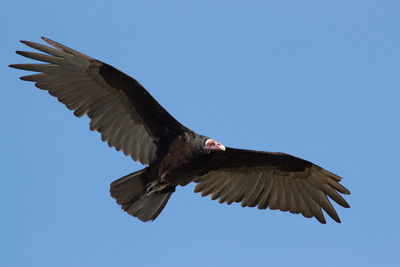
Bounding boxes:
2 1 399 266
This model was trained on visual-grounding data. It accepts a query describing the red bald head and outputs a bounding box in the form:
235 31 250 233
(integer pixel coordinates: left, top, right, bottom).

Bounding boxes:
205 139 226 151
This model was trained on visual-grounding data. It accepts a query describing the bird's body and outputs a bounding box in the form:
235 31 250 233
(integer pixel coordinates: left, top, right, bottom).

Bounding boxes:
10 37 350 224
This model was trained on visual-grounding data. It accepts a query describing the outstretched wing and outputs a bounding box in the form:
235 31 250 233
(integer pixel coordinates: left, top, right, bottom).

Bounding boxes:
193 148 350 223
10 37 187 164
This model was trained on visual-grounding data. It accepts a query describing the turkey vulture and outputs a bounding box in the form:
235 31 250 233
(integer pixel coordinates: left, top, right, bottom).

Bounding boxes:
10 37 350 224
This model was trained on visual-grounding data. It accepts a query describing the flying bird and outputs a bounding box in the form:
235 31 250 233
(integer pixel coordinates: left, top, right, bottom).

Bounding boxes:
10 37 350 224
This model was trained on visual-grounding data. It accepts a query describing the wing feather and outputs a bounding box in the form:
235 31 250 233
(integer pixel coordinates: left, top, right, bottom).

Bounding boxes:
210 178 231 200
292 179 314 218
268 180 280 210
20 40 74 58
277 177 289 212
286 180 299 214
302 181 340 223
16 51 64 65
241 172 264 207
296 179 326 223
222 174 248 204
257 176 274 209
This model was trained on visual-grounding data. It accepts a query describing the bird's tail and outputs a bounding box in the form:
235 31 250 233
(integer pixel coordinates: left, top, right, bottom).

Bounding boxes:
110 169 174 222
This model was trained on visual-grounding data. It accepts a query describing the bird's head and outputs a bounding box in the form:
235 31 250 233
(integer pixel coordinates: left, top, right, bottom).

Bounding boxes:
205 138 225 152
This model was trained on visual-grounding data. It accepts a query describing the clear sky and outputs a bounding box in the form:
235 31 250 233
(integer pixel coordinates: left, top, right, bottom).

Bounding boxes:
1 1 399 266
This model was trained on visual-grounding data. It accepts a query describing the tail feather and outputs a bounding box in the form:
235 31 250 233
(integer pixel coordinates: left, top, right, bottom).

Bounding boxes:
126 192 173 221
110 169 174 222
110 169 146 207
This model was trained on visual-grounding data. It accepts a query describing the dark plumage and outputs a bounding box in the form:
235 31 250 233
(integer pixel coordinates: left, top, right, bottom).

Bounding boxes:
10 37 350 224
